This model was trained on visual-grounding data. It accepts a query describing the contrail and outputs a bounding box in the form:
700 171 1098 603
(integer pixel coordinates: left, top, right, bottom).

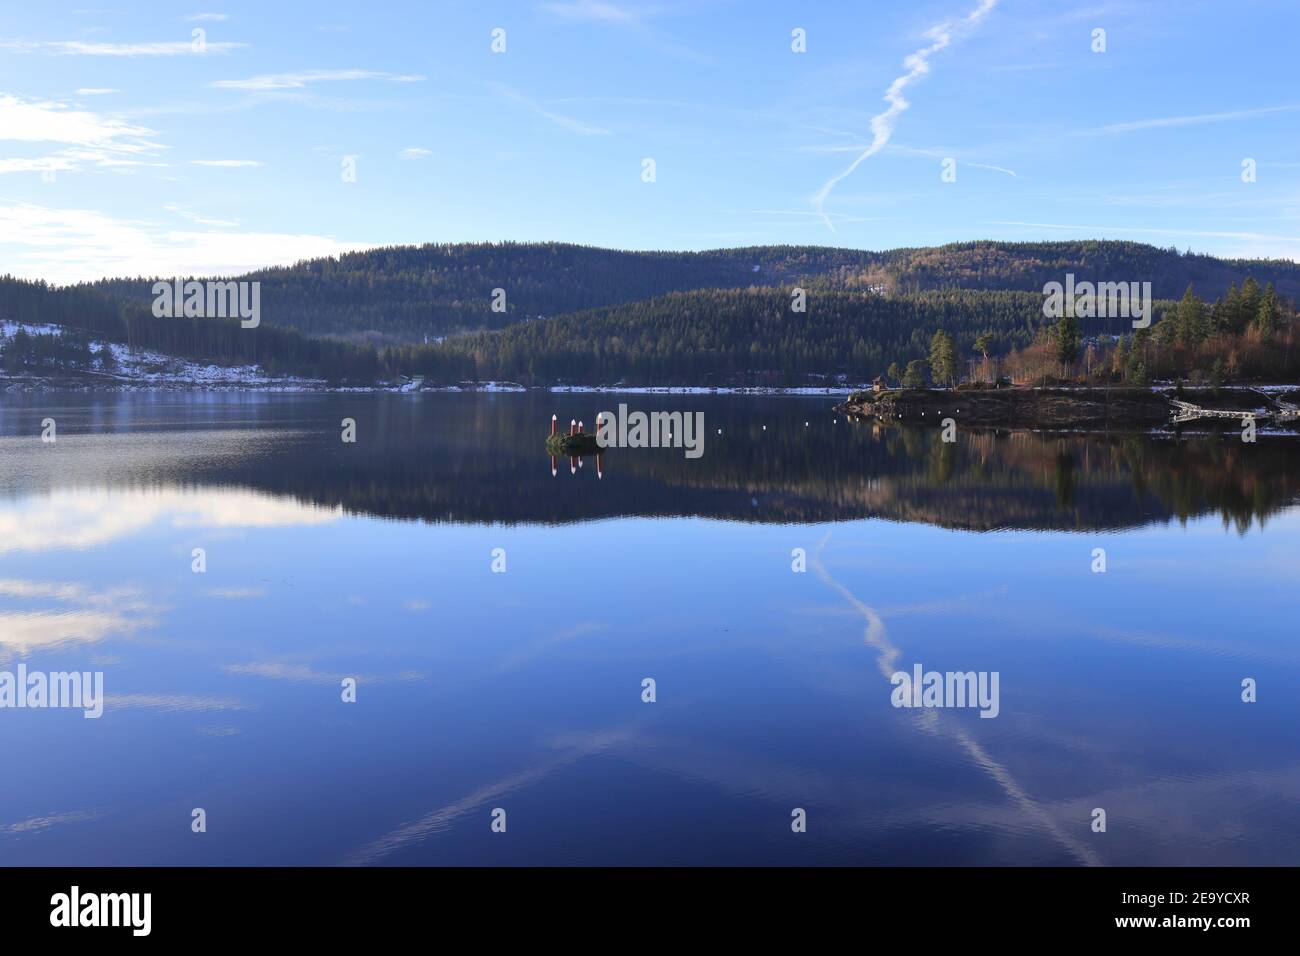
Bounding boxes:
813 0 999 231
811 530 1102 866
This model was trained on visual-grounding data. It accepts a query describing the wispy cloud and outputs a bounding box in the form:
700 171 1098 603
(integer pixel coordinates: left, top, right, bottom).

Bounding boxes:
813 0 999 230
0 93 159 149
204 586 264 599
0 578 157 655
187 12 229 21
223 662 426 684
539 0 709 63
75 87 119 96
540 0 647 25
1083 104 1300 136
965 161 1018 177
1 810 103 834
853 143 1019 177
0 93 163 175
189 158 261 167
105 694 249 712
2 39 243 56
210 69 424 91
495 83 611 136
398 147 431 159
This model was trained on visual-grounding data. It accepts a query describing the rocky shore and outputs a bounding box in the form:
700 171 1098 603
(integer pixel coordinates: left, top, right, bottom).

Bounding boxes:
834 385 1299 430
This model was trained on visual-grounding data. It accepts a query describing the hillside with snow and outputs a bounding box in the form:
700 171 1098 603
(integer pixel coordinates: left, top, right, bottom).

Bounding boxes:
0 321 328 391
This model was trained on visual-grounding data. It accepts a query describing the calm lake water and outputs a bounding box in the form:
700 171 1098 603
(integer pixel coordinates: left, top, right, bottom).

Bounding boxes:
1 392 1298 866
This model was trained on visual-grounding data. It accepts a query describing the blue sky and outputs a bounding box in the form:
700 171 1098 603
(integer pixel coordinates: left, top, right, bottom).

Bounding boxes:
1 0 1297 282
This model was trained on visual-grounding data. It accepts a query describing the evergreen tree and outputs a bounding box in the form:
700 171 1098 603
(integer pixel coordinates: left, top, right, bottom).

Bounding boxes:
928 329 957 386
1240 277 1262 326
1176 284 1207 344
1053 314 1080 374
1256 283 1279 337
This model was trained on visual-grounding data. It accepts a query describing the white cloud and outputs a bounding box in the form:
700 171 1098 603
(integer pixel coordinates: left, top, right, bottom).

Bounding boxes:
75 88 119 96
187 12 230 21
210 69 424 91
0 487 343 556
399 147 431 159
189 158 261 167
0 609 136 653
0 201 372 282
0 579 156 654
0 93 158 149
813 0 999 230
0 93 164 175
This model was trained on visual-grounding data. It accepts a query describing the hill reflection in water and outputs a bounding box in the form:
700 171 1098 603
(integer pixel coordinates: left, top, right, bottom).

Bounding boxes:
1 391 1297 533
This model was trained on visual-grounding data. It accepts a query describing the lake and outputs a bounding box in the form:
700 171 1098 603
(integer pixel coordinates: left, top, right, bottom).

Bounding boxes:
1 392 1298 865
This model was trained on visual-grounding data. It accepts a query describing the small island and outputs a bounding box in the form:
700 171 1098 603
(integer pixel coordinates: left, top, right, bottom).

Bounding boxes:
546 431 602 455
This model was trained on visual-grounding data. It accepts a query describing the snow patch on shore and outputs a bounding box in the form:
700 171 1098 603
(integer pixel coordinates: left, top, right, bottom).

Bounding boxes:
1 319 326 390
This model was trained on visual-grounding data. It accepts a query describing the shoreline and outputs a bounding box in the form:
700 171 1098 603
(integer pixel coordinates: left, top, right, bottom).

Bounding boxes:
835 384 1300 431
0 377 869 396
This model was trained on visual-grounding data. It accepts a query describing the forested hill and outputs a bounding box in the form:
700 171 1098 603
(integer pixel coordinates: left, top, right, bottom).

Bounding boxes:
410 288 1053 386
83 243 874 345
853 241 1300 300
78 240 1300 346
